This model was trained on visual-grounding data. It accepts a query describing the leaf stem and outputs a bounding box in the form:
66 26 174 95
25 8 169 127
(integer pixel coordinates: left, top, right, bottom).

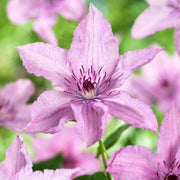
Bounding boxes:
99 140 112 180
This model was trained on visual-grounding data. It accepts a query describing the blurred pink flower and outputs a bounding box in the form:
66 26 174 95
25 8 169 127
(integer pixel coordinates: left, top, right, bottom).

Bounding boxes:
0 135 81 180
32 127 99 175
107 104 180 180
7 0 86 46
0 79 34 134
122 51 180 112
131 0 180 55
17 4 161 147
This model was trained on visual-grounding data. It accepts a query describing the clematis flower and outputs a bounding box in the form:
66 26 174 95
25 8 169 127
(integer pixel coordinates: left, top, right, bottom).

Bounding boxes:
122 50 180 112
106 104 180 180
32 127 99 174
131 0 180 55
0 79 34 134
0 135 81 180
17 4 162 147
7 0 86 46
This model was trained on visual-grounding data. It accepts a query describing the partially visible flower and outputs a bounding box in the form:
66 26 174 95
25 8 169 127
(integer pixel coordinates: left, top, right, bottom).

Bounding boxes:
122 50 180 112
17 4 161 147
0 79 34 134
0 135 81 180
131 0 180 55
106 104 180 180
7 0 86 46
32 127 99 174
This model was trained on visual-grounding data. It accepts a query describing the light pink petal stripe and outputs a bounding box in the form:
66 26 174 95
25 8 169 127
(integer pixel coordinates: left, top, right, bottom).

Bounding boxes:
68 4 119 78
104 91 158 133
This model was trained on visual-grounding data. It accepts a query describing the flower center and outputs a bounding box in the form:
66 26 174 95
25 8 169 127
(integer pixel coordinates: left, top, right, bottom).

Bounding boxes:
64 65 110 102
83 78 95 92
161 80 170 88
164 175 178 180
168 0 180 8
159 78 175 97
157 160 180 180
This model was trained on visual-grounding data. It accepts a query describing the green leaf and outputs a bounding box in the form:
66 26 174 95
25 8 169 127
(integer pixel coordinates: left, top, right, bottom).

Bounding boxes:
32 154 63 171
0 127 16 162
97 124 130 157
74 172 107 180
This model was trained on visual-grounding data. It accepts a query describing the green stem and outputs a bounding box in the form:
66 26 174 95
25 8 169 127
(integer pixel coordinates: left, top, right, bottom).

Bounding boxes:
99 140 112 180
101 140 110 159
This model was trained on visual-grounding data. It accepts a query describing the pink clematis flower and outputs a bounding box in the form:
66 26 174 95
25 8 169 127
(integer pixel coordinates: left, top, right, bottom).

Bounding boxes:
0 135 81 180
122 50 180 112
0 79 34 134
106 104 180 180
7 0 86 46
17 4 161 147
32 127 99 174
131 0 180 55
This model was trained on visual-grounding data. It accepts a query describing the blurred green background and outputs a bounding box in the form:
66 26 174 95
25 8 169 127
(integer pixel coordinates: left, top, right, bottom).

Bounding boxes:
0 0 174 176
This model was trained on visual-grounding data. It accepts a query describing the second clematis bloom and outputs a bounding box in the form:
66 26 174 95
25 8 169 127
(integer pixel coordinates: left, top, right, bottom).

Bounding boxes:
7 0 86 46
122 50 180 112
131 0 180 55
0 135 81 180
32 127 99 174
0 79 34 134
17 4 161 147
106 104 180 180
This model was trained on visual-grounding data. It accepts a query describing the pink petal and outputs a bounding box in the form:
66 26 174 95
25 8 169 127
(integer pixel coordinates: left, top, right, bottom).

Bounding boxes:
32 127 83 163
33 12 58 46
17 43 71 88
131 7 180 39
68 4 119 78
32 127 99 174
106 145 158 180
114 48 162 88
104 91 158 132
31 168 81 180
26 90 74 133
56 0 86 21
75 154 99 174
0 79 34 108
146 0 168 5
0 136 32 179
71 102 108 147
157 104 180 166
175 147 180 162
6 0 42 24
3 105 33 134
174 28 180 56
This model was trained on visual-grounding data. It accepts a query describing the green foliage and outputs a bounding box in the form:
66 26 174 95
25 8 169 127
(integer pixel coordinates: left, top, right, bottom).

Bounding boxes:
96 124 130 157
0 127 16 162
32 154 63 171
74 172 107 180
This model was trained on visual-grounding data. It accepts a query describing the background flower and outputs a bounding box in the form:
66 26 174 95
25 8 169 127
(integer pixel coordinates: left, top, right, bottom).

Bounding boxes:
0 135 81 180
131 0 180 55
122 50 180 112
7 0 86 46
32 127 99 174
106 104 180 180
0 79 34 134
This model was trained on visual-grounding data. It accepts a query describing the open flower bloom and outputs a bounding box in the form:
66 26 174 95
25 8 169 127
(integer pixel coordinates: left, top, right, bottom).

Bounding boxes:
0 135 81 180
122 50 180 112
0 79 34 134
106 104 180 180
32 127 99 174
131 0 180 55
7 0 86 46
17 4 161 147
